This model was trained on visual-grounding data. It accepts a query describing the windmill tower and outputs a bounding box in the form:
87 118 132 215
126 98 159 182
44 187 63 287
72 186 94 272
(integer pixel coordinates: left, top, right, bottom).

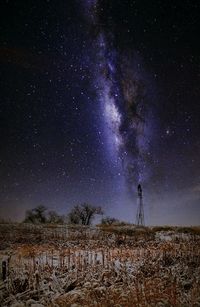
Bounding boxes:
136 184 145 226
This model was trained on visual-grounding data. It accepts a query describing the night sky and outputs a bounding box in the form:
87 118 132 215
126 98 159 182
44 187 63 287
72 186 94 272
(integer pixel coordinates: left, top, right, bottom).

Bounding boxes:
0 0 200 225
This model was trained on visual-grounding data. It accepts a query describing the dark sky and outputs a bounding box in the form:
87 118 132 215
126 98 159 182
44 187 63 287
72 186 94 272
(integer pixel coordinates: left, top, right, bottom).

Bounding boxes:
0 0 199 225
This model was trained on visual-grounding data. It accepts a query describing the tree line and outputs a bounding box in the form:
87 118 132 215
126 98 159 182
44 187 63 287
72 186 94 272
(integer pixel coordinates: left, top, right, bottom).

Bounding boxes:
23 203 122 226
24 203 104 226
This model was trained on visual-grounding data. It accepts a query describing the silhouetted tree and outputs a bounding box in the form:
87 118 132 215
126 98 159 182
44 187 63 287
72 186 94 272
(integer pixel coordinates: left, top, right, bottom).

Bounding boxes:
68 203 103 225
101 216 119 225
47 211 65 224
24 205 47 224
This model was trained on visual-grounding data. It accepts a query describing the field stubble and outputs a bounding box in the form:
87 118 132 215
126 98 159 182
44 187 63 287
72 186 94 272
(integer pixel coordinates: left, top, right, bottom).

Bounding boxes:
0 224 200 306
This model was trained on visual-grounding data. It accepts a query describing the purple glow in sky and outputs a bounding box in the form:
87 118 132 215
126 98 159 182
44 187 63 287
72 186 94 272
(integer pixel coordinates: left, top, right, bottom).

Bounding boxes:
87 7 155 190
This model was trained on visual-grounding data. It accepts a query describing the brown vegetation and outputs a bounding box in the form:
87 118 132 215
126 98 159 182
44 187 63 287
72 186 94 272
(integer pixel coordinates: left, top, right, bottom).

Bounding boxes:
0 224 200 306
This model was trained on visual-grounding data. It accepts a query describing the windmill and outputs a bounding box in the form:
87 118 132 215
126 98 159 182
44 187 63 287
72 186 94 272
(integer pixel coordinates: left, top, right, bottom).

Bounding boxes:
136 184 145 226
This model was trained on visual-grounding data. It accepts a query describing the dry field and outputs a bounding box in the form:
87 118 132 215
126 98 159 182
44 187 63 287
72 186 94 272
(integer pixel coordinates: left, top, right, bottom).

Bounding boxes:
0 224 200 306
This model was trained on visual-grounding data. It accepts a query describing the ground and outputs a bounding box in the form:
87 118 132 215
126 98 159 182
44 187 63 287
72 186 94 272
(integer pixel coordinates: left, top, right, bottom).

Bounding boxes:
0 224 200 306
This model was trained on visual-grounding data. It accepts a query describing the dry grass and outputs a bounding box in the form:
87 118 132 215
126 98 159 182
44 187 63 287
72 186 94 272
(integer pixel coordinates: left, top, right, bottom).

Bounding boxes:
0 224 200 306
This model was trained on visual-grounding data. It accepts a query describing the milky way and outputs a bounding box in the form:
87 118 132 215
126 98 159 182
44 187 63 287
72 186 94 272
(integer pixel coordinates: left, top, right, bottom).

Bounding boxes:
83 0 155 191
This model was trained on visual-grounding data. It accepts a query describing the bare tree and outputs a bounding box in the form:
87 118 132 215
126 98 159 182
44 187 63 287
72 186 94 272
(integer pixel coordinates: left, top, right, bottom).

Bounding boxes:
101 216 119 225
68 203 103 225
47 211 65 224
24 205 47 224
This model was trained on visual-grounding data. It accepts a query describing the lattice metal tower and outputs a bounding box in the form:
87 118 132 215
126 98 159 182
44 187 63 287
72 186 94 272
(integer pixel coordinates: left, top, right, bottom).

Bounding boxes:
136 184 145 226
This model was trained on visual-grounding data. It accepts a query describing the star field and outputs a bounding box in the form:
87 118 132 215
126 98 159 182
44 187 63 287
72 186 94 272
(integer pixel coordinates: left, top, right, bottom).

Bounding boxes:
0 0 199 225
